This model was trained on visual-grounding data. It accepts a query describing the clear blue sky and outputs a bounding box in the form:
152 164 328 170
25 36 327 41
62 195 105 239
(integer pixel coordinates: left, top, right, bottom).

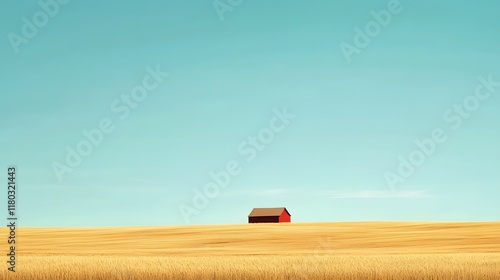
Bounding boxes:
1 0 499 226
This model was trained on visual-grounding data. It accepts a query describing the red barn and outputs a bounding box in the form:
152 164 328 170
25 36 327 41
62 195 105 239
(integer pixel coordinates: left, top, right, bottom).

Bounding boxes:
248 207 291 223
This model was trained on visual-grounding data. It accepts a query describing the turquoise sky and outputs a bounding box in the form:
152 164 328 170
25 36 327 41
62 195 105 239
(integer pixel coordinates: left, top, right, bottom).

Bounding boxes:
1 0 499 226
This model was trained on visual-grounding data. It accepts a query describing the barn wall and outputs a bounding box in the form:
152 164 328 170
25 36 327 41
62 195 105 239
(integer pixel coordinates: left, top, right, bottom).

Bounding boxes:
248 216 280 223
279 211 291 223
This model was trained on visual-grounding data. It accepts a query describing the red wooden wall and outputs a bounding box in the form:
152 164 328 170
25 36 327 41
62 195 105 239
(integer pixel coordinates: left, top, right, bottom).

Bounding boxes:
279 210 291 223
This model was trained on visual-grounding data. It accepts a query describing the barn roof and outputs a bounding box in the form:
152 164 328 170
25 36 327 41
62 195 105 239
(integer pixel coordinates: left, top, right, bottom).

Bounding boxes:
248 207 291 217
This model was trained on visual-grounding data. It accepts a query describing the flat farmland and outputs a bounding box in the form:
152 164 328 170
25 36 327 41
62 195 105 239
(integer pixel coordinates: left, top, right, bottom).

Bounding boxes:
1 222 499 279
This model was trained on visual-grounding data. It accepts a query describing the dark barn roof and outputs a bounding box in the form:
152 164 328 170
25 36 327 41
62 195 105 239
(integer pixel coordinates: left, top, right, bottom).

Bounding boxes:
248 207 291 217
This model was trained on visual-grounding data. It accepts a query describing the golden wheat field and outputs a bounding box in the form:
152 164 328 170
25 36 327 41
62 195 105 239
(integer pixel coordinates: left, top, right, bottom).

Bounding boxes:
1 222 499 279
